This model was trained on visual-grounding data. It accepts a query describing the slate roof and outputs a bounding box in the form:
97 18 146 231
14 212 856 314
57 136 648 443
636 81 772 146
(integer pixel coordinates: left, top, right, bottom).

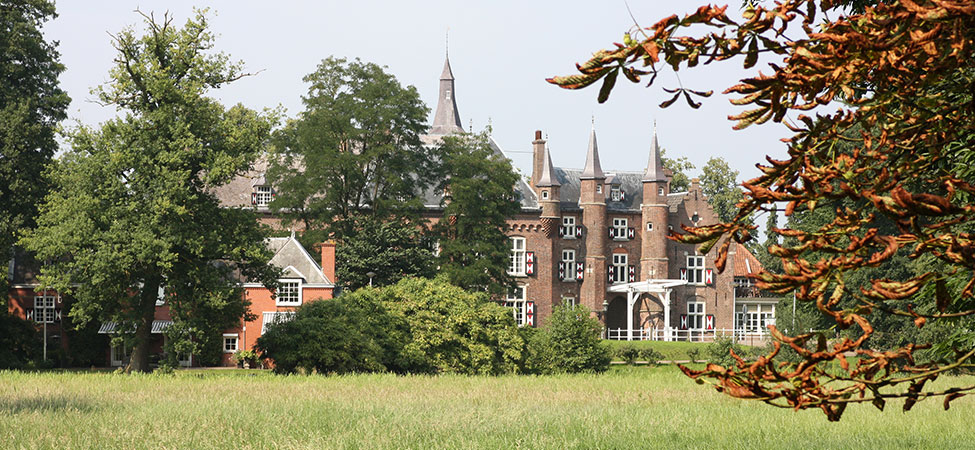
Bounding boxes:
580 128 605 180
556 168 645 212
212 158 269 209
265 235 332 285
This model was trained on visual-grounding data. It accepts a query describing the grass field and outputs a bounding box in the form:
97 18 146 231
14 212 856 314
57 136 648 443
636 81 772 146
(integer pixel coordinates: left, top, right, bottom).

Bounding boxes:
1 366 973 449
604 340 712 361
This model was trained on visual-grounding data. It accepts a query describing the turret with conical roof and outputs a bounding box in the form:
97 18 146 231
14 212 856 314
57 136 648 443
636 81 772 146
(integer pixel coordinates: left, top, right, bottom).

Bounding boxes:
430 53 464 135
579 125 608 318
641 123 671 281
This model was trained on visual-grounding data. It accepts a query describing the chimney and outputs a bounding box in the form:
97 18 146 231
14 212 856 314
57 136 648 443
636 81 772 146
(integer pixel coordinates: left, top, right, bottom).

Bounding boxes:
531 130 545 190
320 241 336 284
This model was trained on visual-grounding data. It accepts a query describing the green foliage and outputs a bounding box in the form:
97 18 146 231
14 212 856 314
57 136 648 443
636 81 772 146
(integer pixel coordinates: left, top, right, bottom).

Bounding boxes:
379 277 525 375
20 10 278 372
256 297 399 375
0 0 69 293
435 131 521 294
333 216 436 291
699 157 742 223
614 344 641 365
0 313 41 369
660 148 694 193
231 349 259 367
704 337 753 367
543 305 611 373
267 56 434 240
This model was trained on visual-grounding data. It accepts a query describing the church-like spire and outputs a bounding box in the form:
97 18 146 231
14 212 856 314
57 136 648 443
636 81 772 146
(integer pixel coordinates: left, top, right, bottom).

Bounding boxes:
580 126 605 180
536 145 560 187
642 122 666 182
430 51 464 135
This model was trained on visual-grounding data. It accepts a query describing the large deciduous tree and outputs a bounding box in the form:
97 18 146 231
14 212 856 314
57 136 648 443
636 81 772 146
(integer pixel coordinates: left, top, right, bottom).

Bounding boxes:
21 11 278 372
0 0 69 296
700 157 743 223
551 0 975 419
435 131 521 295
267 57 435 237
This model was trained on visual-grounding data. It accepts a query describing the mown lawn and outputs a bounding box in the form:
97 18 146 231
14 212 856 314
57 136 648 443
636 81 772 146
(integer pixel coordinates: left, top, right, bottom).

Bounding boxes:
0 366 972 449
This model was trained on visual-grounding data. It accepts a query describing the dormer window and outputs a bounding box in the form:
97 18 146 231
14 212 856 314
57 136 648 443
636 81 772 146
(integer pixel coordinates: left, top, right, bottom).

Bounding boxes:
610 185 624 202
252 185 274 207
691 212 700 224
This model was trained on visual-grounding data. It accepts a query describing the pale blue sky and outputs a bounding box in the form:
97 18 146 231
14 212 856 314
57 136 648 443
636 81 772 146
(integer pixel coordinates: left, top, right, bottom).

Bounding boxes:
44 1 792 182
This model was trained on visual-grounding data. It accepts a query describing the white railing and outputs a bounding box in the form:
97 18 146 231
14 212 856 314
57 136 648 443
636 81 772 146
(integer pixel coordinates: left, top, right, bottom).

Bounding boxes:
605 328 772 346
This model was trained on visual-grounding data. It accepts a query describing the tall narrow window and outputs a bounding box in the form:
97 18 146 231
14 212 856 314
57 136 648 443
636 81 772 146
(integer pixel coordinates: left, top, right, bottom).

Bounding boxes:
562 296 577 307
612 253 628 284
561 249 576 281
687 255 705 284
508 237 526 276
503 285 527 326
687 302 705 330
562 216 576 239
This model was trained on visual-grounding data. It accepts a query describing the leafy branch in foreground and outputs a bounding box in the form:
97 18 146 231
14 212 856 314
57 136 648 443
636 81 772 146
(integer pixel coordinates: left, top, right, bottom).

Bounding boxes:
550 0 975 420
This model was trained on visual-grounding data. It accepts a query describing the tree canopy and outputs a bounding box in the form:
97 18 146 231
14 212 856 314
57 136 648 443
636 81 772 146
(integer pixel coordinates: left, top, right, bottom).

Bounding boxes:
550 0 975 420
700 157 743 223
21 10 278 372
434 131 522 295
267 57 436 240
0 0 69 295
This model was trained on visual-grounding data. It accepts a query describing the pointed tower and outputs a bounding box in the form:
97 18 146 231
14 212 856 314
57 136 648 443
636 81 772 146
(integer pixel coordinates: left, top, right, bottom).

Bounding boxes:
641 123 670 281
536 142 561 221
579 126 608 318
430 53 464 135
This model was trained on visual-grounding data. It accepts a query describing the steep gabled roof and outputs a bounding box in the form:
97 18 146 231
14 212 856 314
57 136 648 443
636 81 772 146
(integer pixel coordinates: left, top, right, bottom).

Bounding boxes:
266 235 333 285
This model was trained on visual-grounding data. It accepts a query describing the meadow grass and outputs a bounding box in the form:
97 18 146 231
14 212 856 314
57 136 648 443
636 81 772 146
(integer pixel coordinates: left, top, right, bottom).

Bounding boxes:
0 366 973 449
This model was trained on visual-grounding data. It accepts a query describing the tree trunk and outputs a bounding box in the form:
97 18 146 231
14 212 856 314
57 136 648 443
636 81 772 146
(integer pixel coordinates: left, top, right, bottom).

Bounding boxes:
125 278 160 373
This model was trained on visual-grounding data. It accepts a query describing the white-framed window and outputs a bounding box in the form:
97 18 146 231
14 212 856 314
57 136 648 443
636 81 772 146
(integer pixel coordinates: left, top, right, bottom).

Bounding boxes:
612 253 627 284
612 218 628 240
508 237 526 276
687 301 705 330
503 285 527 326
646 222 653 231
658 187 665 196
223 334 239 353
561 249 576 281
275 279 302 306
261 311 296 335
562 216 576 239
541 190 549 200
562 296 577 307
597 185 602 194
178 352 192 367
611 185 623 202
687 255 705 285
33 294 57 324
254 185 273 207
736 303 776 333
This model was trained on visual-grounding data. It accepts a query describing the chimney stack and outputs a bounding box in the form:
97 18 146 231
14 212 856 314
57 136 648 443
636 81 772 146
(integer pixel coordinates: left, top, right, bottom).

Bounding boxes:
531 130 546 191
320 241 336 284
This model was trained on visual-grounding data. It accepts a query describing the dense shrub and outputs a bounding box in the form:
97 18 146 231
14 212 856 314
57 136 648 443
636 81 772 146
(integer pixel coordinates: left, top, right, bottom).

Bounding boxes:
378 277 525 375
615 344 641 365
520 326 555 375
256 296 405 374
639 347 664 366
544 305 611 373
0 314 41 369
704 337 754 366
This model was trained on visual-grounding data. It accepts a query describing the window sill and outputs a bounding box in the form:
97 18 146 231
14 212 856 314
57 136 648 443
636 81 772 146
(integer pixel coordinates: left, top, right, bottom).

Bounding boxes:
507 272 528 278
275 302 302 307
612 237 629 242
561 236 577 240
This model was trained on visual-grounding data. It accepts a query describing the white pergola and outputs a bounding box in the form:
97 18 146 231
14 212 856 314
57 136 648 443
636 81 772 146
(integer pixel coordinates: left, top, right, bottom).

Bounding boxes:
607 279 688 341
